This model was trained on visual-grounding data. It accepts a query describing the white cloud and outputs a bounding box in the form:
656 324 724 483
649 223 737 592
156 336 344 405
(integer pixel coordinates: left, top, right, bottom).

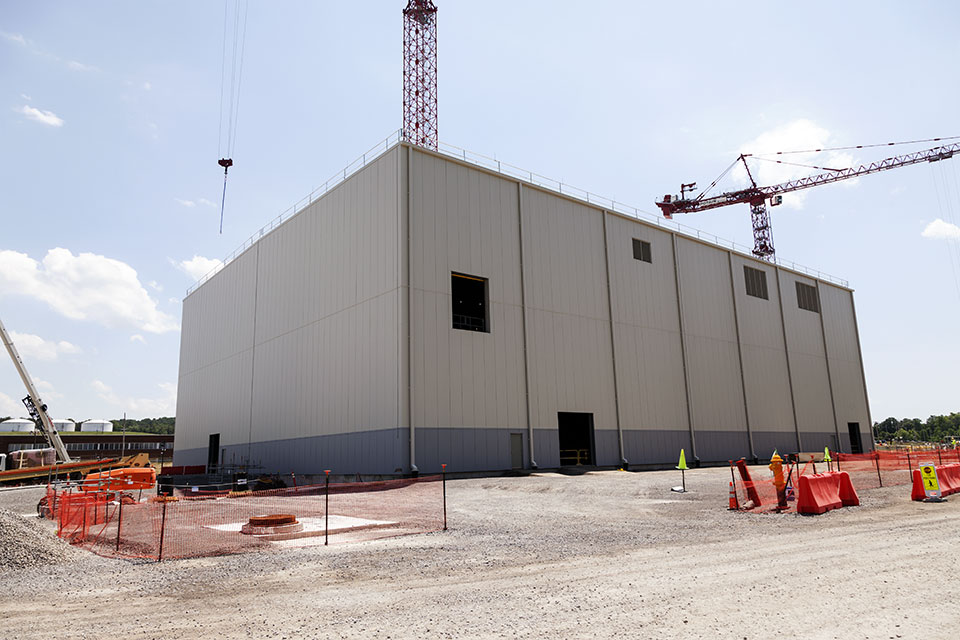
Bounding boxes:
1 31 27 46
0 248 179 334
0 391 22 416
142 81 152 90
130 334 146 344
733 119 855 209
922 219 960 240
67 60 98 72
8 331 81 361
20 93 31 101
17 104 64 127
147 280 163 292
33 378 63 400
175 197 216 209
92 380 176 416
168 297 180 305
176 255 223 282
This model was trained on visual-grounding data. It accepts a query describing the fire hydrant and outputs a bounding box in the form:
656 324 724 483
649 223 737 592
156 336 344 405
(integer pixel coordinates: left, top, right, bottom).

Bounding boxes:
769 453 788 510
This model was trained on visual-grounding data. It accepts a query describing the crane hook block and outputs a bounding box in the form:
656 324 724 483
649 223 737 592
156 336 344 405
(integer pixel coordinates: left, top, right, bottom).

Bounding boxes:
218 158 233 170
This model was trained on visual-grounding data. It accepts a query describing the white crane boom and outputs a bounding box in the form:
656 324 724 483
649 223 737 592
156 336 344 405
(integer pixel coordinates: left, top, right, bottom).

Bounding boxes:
0 315 72 463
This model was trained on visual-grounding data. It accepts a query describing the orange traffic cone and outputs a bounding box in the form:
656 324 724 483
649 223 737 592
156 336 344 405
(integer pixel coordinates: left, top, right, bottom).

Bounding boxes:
728 481 739 510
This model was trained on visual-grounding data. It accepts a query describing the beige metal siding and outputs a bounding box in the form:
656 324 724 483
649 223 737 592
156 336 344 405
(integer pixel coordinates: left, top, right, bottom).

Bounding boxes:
174 147 402 465
407 150 527 431
730 256 795 435
174 247 258 453
675 238 748 432
779 270 837 442
519 188 617 438
605 216 688 432
820 285 871 443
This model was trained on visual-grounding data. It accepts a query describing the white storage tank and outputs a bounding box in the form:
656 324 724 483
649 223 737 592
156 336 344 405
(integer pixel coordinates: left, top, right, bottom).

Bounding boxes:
52 419 76 433
81 419 113 433
1 418 35 432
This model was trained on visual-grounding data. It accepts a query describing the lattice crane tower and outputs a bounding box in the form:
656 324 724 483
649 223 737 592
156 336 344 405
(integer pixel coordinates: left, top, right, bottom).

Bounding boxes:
403 0 438 149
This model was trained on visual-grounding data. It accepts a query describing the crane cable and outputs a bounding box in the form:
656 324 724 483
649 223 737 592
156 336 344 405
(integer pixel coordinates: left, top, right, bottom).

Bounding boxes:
930 161 960 302
217 0 248 234
752 134 960 157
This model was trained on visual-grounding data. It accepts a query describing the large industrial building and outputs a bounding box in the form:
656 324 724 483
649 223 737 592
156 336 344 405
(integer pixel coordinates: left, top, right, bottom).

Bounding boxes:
173 141 873 475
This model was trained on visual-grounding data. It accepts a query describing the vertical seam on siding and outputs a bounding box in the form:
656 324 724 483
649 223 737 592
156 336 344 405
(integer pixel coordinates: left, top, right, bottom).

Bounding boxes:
672 235 697 460
775 268 803 452
728 253 755 460
816 280 842 452
848 290 874 449
601 210 627 466
518 182 537 468
246 242 260 466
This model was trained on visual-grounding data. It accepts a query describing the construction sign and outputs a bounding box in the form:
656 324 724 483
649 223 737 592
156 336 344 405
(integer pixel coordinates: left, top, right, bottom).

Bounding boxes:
920 464 941 500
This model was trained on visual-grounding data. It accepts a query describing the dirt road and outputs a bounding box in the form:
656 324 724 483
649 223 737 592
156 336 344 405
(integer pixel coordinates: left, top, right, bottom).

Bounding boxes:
1 467 955 639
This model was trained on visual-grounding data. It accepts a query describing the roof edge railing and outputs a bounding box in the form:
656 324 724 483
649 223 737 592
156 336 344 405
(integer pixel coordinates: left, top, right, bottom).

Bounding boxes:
186 132 848 296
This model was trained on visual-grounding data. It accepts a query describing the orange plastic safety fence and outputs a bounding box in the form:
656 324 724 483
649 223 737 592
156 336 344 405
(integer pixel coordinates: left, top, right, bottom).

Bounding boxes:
733 448 955 514
47 475 445 561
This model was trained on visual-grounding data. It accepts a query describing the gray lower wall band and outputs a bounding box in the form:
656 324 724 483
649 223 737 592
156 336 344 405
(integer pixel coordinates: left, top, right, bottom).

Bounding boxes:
174 426 861 475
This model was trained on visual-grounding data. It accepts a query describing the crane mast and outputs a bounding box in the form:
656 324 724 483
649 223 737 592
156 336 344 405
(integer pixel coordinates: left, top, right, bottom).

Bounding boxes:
0 316 72 463
657 141 960 261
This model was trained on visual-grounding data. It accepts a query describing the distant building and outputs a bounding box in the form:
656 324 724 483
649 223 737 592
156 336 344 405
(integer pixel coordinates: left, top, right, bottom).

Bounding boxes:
175 142 872 475
0 432 173 462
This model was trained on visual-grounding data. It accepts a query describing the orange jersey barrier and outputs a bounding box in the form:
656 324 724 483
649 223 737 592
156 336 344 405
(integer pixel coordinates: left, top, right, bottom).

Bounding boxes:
911 462 960 501
731 449 951 514
796 471 859 515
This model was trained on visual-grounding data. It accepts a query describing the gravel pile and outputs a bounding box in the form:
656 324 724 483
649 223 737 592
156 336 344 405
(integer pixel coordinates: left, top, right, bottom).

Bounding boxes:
0 507 78 569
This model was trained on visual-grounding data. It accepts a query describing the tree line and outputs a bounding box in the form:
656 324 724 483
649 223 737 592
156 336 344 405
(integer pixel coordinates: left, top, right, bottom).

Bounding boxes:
105 417 175 434
874 413 960 443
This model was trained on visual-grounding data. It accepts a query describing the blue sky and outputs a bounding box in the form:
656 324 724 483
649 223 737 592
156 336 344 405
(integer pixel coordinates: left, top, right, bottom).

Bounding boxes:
1 1 958 422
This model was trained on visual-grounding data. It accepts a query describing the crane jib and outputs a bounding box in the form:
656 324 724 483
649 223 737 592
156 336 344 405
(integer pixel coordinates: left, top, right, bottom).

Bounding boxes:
657 141 960 217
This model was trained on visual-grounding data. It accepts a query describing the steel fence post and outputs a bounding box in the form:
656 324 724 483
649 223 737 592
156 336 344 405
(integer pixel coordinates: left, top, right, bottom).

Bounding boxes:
158 499 168 562
324 470 330 546
115 495 124 552
875 451 883 488
442 463 447 531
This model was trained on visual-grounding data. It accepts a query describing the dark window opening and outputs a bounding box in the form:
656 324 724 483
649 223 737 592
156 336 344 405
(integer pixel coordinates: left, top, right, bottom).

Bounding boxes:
744 265 769 300
848 422 863 454
452 272 488 332
796 282 820 313
558 412 595 466
207 433 220 472
632 238 652 263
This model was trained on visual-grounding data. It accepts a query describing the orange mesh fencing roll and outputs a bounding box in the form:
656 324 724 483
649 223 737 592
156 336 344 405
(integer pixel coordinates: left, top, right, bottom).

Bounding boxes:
47 474 445 561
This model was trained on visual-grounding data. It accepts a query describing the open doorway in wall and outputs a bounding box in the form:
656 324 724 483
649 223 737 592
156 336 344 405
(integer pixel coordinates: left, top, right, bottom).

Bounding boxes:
848 423 863 454
558 412 595 466
207 433 220 472
510 433 523 469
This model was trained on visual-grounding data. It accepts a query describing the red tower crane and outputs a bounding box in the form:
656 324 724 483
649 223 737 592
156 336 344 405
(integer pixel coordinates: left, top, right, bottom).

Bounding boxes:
402 0 438 150
656 140 960 261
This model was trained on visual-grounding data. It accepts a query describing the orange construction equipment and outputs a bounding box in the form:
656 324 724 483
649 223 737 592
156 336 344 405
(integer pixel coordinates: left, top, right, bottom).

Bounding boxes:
80 466 156 492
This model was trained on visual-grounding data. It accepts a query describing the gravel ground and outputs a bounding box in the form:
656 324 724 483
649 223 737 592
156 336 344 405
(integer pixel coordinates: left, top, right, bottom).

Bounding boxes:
0 467 956 639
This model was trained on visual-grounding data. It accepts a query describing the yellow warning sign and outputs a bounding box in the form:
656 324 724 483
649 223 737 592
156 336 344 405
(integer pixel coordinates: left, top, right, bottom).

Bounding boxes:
921 464 941 499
